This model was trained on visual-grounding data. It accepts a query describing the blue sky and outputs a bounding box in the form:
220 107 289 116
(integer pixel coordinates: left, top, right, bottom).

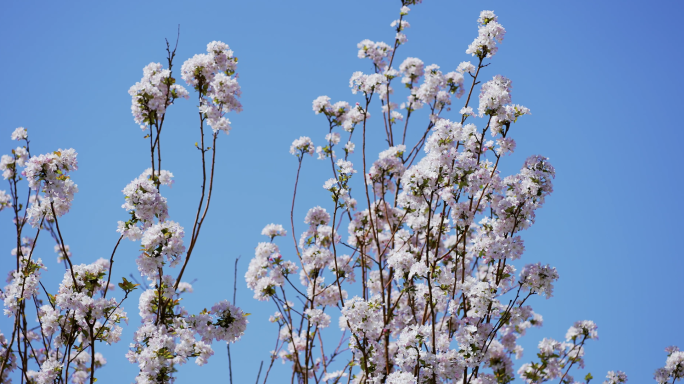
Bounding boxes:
1 0 683 383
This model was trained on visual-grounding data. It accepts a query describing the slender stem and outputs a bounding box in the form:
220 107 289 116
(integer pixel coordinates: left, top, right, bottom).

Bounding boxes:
291 157 304 257
255 361 264 384
103 235 123 298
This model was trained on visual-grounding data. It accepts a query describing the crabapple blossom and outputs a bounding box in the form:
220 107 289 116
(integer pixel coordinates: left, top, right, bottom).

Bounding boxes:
399 57 424 85
35 357 62 384
350 72 386 95
0 190 10 211
313 95 333 114
478 74 512 117
181 41 241 134
304 308 331 329
290 136 315 157
654 346 684 383
357 40 393 70
566 320 599 342
129 62 189 129
2 256 45 316
23 148 79 226
466 10 506 59
520 263 559 298
140 168 175 187
344 141 356 155
457 61 476 74
304 206 330 228
0 155 14 180
190 300 248 343
118 171 169 239
137 220 186 278
604 371 628 384
262 223 287 239
10 127 27 141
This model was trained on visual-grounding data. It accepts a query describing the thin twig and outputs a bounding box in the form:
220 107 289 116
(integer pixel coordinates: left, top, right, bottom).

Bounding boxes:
255 361 264 384
228 256 240 384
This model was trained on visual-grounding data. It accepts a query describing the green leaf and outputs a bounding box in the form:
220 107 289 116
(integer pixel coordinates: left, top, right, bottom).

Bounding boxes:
118 277 140 293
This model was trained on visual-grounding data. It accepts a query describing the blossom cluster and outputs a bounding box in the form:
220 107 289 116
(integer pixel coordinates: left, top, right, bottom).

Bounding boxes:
518 320 599 383
466 10 506 59
181 41 242 134
23 148 79 227
0 129 28 181
127 279 246 384
654 346 684 384
2 255 46 316
129 62 189 129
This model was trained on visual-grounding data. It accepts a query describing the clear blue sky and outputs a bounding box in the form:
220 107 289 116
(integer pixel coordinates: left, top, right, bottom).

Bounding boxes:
1 0 682 383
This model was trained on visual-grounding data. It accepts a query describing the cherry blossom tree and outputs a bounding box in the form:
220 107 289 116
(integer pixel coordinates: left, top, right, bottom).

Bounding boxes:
242 3 680 384
0 40 246 384
0 2 681 384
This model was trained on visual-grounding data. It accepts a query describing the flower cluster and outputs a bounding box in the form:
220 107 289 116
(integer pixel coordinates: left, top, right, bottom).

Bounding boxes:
357 40 393 70
350 72 387 96
367 145 406 195
181 41 242 134
190 300 248 343
128 280 246 384
466 10 506 59
261 223 287 240
137 220 186 279
24 148 79 227
290 136 315 157
655 346 684 383
25 259 128 384
519 321 598 384
41 259 127 343
0 150 27 181
117 170 169 240
0 190 10 211
604 371 628 384
520 263 559 298
129 62 189 129
2 255 45 316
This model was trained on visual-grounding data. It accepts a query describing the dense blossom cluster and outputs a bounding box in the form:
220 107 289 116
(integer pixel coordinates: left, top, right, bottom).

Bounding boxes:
2 256 46 316
181 41 242 134
129 62 189 129
137 220 186 278
24 148 79 226
654 346 684 383
290 136 315 157
127 281 246 384
466 11 506 59
117 170 170 240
